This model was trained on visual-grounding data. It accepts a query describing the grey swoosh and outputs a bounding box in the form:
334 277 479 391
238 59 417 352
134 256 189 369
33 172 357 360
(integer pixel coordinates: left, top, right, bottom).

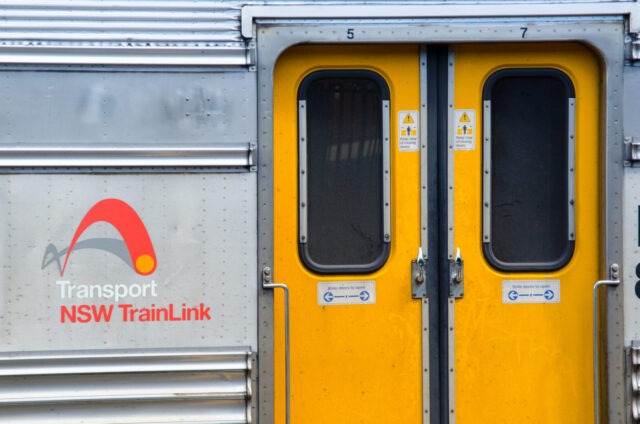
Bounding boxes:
41 238 133 274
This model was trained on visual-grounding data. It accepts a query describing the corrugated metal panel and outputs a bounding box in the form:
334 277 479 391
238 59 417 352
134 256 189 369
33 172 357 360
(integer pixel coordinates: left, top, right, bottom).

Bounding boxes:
0 145 254 169
632 342 640 420
0 347 253 423
0 1 249 66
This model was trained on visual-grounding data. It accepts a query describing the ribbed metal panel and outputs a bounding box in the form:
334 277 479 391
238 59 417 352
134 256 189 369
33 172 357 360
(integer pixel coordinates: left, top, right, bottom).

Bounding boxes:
0 1 249 66
0 145 254 169
632 342 640 420
0 347 253 424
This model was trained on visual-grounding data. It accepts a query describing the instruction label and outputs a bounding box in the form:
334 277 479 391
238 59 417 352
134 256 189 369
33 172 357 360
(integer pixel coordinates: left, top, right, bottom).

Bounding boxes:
318 281 376 306
398 111 419 152
502 280 560 304
454 109 476 151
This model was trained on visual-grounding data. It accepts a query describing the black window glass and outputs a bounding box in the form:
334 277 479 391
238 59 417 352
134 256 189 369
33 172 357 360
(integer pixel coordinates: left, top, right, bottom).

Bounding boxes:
484 69 574 270
299 71 390 273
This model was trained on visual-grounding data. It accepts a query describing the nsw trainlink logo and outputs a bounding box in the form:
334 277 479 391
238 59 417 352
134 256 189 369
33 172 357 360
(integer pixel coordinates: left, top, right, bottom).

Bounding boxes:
42 199 211 324
42 199 157 276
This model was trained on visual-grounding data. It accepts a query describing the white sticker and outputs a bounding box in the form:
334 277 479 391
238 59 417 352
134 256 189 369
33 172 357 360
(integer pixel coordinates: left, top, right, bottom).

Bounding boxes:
318 280 375 306
454 109 476 150
398 111 419 152
502 280 560 304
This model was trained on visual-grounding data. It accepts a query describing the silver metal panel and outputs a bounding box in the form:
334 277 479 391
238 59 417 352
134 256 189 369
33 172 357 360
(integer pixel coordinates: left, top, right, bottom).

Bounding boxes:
0 1 248 66
420 46 429 260
419 45 430 424
298 100 308 243
0 46 249 67
623 67 640 350
422 297 430 424
0 347 251 424
0 71 256 147
242 3 640 38
447 49 454 261
382 99 391 241
623 170 640 346
568 98 576 241
256 26 276 422
0 172 257 351
255 18 625 424
604 32 626 424
482 100 491 243
448 296 456 424
447 46 456 424
0 146 253 169
261 268 290 424
594 277 621 424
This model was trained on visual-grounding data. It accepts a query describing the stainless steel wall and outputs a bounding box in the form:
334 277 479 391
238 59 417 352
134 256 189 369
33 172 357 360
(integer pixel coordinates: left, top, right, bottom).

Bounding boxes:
0 172 257 351
0 71 256 147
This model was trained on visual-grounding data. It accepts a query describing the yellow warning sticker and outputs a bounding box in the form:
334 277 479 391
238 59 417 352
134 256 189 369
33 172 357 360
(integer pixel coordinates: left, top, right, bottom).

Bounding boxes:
453 109 476 151
403 113 415 124
398 110 419 152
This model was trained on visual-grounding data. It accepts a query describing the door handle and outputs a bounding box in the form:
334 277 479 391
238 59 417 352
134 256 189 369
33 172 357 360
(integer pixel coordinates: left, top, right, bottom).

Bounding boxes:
593 275 620 424
414 247 425 284
263 267 290 424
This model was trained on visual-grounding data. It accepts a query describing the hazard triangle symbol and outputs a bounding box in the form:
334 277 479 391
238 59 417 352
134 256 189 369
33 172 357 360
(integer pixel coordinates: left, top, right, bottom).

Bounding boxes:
459 112 471 123
403 114 415 124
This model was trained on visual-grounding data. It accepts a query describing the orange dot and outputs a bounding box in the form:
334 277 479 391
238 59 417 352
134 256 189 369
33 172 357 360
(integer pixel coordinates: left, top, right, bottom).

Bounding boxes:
135 254 155 274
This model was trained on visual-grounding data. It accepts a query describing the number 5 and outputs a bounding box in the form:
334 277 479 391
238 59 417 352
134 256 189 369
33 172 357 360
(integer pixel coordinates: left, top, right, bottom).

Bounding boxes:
347 28 354 39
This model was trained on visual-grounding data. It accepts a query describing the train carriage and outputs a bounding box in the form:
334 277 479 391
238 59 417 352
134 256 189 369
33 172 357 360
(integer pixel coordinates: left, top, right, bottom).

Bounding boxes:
0 1 638 423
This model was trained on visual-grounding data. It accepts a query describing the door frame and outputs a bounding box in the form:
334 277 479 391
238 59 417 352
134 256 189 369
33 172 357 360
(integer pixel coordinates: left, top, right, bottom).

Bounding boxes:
256 20 624 424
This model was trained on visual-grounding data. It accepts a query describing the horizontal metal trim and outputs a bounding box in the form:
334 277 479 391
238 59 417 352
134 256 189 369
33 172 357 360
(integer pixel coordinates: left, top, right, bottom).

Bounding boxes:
0 347 252 376
1 35 242 42
0 1 247 65
0 21 240 32
0 399 249 424
0 46 248 66
0 347 253 423
0 11 238 21
0 371 248 404
1 1 241 10
241 3 640 37
633 342 640 365
0 146 254 168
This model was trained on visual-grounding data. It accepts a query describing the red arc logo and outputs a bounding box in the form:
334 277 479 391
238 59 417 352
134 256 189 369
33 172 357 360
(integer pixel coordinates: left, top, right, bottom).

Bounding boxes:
60 199 156 276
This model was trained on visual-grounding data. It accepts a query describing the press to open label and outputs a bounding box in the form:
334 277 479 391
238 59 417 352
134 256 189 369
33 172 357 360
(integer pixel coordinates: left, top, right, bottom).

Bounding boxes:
318 281 376 305
502 280 560 304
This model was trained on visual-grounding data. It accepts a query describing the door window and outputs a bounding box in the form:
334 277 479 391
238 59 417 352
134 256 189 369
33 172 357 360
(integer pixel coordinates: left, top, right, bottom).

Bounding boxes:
482 68 576 271
297 70 391 274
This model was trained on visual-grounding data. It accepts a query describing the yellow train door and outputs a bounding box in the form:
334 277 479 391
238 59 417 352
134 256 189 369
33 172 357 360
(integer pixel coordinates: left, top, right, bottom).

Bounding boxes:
453 43 600 424
273 45 423 423
273 42 600 424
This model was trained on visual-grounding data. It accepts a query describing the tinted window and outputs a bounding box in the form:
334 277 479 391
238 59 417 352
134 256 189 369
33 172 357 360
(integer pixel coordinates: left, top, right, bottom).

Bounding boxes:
298 71 390 274
483 69 575 271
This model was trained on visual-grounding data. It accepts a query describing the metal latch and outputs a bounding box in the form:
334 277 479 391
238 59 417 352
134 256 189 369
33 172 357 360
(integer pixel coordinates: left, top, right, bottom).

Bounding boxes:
624 136 640 166
412 247 427 299
449 248 464 299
